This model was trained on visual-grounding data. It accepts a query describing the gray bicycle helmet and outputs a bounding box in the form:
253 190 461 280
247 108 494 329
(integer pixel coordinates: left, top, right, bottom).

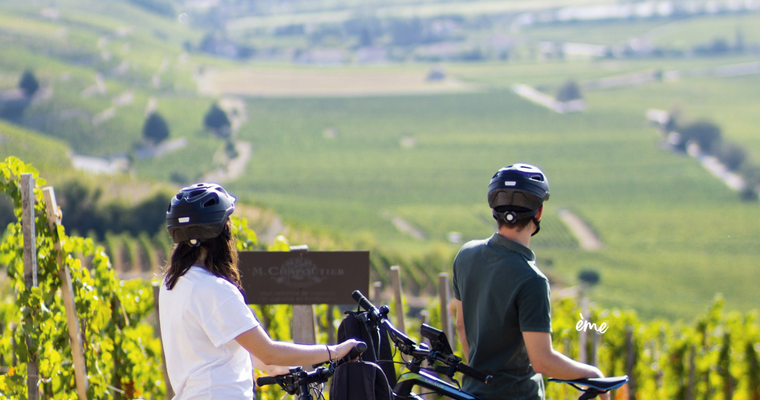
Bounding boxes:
166 183 236 245
488 163 549 231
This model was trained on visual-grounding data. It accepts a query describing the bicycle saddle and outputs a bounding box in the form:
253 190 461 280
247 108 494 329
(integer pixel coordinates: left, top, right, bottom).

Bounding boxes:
548 376 629 391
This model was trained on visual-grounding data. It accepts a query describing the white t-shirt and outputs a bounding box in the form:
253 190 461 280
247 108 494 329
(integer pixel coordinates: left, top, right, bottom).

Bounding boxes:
159 266 260 399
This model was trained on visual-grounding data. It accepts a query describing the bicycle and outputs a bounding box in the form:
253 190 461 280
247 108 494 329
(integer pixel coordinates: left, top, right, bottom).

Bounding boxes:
548 376 629 400
352 290 630 400
255 342 368 400
351 290 492 400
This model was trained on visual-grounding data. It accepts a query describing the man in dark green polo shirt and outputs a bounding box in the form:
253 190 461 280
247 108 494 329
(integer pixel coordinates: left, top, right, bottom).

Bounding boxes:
453 163 607 400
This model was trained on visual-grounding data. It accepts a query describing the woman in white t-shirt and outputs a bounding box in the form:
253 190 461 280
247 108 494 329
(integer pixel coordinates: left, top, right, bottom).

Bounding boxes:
160 183 360 399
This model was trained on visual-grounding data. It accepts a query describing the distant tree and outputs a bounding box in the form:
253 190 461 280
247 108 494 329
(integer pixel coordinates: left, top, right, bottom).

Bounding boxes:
710 37 730 54
716 142 747 171
680 121 721 153
739 187 758 202
578 269 600 286
19 69 40 97
143 112 170 144
556 80 583 102
204 103 231 137
663 108 683 133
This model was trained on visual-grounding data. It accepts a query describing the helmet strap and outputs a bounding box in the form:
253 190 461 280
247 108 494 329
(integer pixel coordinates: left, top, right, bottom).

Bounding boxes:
531 217 541 236
493 208 539 224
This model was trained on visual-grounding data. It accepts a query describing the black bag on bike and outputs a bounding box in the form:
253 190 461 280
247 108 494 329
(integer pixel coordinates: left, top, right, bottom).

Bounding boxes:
337 311 398 387
329 361 393 400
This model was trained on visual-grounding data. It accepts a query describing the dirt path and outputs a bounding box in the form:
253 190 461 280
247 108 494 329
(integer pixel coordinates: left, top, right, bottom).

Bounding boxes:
557 209 602 251
381 212 426 239
201 141 252 183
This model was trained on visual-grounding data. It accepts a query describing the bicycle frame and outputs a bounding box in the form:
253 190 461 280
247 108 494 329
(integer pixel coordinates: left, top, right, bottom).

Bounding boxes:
395 369 483 400
351 290 488 400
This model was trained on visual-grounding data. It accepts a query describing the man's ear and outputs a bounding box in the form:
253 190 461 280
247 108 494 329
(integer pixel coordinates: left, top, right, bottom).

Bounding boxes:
535 205 545 221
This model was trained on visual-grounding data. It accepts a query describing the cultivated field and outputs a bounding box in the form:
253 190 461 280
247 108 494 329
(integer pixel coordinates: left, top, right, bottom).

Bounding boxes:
197 67 477 97
210 57 760 319
1 0 759 320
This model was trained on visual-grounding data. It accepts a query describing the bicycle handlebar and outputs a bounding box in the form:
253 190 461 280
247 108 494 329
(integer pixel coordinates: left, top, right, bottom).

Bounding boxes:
455 361 493 385
255 342 367 393
256 375 279 387
351 290 493 385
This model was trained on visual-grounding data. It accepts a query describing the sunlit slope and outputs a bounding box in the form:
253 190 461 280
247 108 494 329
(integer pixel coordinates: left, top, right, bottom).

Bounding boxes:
0 119 71 171
0 0 207 156
226 84 760 320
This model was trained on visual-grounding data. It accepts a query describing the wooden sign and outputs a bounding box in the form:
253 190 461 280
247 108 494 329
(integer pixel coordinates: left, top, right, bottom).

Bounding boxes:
238 251 369 305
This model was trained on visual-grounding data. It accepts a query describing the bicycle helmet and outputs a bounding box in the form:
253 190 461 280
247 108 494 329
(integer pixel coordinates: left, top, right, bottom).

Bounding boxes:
488 163 549 232
166 183 236 245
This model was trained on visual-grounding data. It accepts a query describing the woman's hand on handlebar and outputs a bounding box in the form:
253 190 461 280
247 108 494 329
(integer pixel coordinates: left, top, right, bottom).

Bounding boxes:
331 339 363 362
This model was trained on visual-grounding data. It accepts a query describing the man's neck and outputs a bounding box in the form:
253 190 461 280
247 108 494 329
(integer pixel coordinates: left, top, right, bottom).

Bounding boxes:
497 224 533 247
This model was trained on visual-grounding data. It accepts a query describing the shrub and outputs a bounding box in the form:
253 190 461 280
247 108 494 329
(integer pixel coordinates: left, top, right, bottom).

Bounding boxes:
716 141 748 171
680 120 721 153
18 69 39 97
556 80 583 102
203 103 231 137
143 112 170 144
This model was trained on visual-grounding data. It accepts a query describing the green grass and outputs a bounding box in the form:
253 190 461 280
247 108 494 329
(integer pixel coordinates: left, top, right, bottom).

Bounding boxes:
2 1 760 321
0 119 72 170
211 74 760 320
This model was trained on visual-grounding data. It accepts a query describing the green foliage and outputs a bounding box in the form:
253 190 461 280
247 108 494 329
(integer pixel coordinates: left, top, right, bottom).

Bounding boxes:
679 120 722 153
0 120 71 173
53 178 172 241
204 102 232 136
18 69 39 97
556 79 583 102
544 295 760 400
143 112 170 144
0 156 163 399
578 269 600 286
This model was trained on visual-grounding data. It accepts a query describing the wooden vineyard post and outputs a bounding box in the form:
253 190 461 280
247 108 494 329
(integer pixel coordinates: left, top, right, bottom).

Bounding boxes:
390 266 406 335
292 305 317 345
591 331 600 367
326 305 335 345
289 246 318 345
152 284 175 399
578 298 589 363
20 173 39 400
438 273 454 350
42 187 89 400
686 344 696 400
625 327 637 400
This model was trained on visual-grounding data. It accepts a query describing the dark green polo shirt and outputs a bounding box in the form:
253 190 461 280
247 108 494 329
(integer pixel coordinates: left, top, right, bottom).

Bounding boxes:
453 233 552 400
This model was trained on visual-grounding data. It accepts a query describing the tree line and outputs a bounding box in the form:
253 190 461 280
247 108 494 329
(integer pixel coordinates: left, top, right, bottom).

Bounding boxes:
665 113 760 201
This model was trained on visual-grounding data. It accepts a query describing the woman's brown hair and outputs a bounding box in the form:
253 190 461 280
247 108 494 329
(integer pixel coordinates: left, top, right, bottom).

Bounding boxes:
163 222 240 290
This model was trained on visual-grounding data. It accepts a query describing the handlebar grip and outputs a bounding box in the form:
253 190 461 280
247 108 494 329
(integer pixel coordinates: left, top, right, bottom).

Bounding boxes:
349 342 368 359
352 290 377 313
456 363 493 385
256 376 280 387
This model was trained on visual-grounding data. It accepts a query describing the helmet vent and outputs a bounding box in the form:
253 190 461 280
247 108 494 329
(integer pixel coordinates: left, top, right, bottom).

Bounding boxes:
530 174 544 182
203 194 219 207
189 189 205 198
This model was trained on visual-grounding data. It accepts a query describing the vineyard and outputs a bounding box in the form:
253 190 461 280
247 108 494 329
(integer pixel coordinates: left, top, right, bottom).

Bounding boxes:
1 157 759 400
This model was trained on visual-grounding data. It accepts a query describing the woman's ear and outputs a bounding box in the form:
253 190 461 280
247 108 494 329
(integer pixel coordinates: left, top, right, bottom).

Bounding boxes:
535 205 545 221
